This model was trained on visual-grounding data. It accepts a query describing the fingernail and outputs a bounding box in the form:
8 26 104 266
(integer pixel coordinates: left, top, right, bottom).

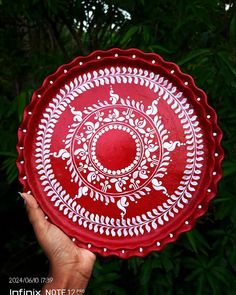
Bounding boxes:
18 192 27 205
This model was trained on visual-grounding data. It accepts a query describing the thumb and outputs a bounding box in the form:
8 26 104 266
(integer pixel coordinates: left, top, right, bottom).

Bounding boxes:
20 192 49 236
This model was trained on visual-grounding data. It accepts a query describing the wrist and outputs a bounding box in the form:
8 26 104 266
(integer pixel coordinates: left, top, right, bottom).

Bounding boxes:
41 260 95 294
52 266 90 287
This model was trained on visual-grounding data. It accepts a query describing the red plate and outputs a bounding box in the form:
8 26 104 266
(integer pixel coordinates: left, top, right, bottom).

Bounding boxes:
17 48 223 258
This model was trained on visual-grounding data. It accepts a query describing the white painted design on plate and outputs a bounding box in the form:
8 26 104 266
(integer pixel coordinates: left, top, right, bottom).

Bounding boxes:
35 66 204 237
53 87 181 213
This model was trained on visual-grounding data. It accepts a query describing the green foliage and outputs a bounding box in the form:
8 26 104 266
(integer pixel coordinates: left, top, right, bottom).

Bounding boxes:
0 0 236 293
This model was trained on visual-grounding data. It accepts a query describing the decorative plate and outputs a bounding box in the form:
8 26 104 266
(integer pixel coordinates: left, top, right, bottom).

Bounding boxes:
17 48 223 258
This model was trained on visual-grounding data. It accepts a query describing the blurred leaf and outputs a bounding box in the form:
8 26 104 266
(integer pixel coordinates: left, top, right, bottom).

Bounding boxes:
177 49 211 66
186 231 199 253
119 25 139 46
17 90 32 122
217 51 236 77
229 14 236 44
222 160 236 177
2 155 18 183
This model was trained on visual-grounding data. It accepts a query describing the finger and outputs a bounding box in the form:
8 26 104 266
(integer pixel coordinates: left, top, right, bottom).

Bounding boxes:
20 193 49 236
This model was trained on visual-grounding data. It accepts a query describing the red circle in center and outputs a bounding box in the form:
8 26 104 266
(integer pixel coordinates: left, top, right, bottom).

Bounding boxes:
95 129 137 170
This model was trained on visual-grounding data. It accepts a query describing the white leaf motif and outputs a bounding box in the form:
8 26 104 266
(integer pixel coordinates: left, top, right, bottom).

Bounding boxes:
163 141 181 151
53 149 70 160
117 197 129 216
152 179 167 194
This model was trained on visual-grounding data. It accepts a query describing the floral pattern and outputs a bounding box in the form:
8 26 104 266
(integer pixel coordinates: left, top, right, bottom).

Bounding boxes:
34 64 205 240
53 88 183 215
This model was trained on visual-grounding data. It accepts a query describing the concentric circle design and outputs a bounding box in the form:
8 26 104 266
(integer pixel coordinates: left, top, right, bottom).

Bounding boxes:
17 48 223 258
70 104 162 197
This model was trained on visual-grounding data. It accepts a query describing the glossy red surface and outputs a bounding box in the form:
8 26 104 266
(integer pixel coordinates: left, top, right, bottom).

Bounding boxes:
17 48 223 258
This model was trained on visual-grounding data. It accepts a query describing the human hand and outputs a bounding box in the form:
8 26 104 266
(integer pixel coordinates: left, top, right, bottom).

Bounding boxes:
20 193 96 293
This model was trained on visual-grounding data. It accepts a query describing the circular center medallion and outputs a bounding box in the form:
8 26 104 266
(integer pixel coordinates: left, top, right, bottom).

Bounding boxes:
91 124 141 174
